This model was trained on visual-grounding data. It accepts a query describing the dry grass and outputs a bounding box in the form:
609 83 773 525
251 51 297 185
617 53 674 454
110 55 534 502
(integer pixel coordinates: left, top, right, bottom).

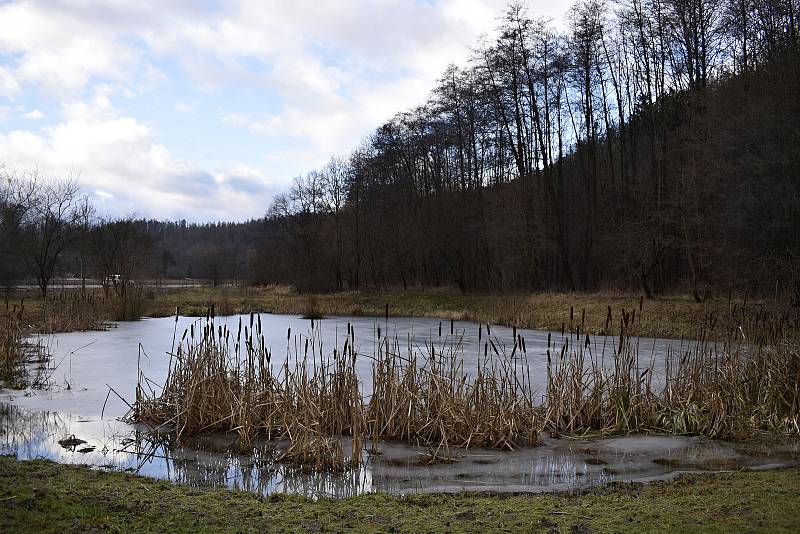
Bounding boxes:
134 312 362 471
39 291 105 333
543 311 800 438
36 287 153 333
0 301 26 385
145 285 792 341
8 283 792 341
367 332 539 451
1 300 49 388
300 293 324 320
108 286 149 321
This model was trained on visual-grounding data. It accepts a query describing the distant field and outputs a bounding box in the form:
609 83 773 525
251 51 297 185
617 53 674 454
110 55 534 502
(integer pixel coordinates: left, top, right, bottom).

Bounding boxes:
4 284 790 340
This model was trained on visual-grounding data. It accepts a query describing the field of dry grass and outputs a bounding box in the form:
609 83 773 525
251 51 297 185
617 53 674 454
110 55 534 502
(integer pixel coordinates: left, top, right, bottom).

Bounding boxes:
7 284 790 340
151 286 797 340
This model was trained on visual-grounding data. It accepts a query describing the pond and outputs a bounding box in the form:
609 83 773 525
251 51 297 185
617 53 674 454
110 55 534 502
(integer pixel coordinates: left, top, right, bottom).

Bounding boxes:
2 314 797 498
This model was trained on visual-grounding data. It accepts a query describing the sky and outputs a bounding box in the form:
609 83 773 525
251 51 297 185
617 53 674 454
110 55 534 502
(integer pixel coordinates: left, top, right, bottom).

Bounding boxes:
0 0 568 222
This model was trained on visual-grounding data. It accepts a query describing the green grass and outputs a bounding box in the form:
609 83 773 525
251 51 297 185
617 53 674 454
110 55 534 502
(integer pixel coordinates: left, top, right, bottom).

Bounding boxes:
1 456 799 533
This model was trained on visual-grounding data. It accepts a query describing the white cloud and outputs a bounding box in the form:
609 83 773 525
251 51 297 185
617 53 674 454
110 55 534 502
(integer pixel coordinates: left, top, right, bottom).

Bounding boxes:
203 1 517 159
24 109 44 120
0 0 572 220
0 2 143 95
0 66 20 97
0 97 277 221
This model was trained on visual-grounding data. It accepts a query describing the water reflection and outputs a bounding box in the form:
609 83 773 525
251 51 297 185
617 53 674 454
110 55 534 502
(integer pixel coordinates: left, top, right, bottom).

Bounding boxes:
0 404 372 498
3 403 798 498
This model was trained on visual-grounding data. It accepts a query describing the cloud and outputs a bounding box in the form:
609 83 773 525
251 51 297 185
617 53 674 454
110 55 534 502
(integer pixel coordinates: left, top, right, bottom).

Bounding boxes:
0 96 277 221
24 109 43 120
0 2 144 95
0 0 571 220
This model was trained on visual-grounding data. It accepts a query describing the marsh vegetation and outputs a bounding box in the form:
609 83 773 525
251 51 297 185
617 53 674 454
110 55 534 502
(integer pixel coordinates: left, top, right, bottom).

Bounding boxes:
131 304 800 472
0 300 49 389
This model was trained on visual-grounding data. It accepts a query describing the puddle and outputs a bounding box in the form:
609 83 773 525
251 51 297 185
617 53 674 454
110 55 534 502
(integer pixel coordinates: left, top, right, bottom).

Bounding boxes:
2 313 793 498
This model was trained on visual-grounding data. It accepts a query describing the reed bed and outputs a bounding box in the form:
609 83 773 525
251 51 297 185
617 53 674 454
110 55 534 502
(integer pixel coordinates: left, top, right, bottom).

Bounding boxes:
108 285 149 321
134 312 361 470
543 311 800 438
132 305 800 471
40 291 106 333
38 287 151 333
367 329 539 451
0 301 26 385
1 300 49 388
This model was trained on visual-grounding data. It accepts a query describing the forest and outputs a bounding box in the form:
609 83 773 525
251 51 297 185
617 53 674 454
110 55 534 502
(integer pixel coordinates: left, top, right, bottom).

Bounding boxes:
261 0 800 299
2 0 799 302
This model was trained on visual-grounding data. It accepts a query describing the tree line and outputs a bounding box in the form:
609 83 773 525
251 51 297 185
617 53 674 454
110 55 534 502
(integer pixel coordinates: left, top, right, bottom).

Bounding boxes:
0 171 264 296
1 0 798 302
260 0 800 301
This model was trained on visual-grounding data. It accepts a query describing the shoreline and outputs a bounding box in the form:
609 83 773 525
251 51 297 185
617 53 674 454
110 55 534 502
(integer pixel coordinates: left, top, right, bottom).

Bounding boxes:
8 285 793 340
1 456 798 532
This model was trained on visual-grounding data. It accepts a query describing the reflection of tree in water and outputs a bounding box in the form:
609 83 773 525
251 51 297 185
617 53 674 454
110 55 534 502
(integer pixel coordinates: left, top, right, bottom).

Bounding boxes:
8 404 794 496
1 404 372 497
1 404 136 467
125 429 372 497
277 462 371 499
366 450 616 494
0 404 66 454
121 429 250 489
165 443 280 494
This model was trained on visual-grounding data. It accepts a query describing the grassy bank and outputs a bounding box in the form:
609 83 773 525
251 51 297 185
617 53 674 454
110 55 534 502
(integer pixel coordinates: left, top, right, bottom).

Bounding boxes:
6 285 794 339
1 457 798 533
132 286 799 340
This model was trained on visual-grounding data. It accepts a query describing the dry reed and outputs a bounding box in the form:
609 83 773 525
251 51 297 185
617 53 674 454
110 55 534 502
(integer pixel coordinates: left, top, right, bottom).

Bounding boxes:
1 299 49 388
132 304 800 471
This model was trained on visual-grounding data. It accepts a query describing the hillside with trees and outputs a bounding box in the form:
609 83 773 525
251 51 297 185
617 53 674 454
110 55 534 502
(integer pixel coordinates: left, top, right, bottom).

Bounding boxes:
257 0 800 300
2 0 799 302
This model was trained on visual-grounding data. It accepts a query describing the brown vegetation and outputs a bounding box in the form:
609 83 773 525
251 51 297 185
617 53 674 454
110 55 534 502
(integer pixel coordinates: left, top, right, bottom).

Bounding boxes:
133 304 800 471
0 300 49 388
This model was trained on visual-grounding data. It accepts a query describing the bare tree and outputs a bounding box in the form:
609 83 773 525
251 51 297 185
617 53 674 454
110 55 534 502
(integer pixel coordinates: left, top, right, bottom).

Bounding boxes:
11 174 93 298
249 0 799 298
321 156 350 289
89 217 153 297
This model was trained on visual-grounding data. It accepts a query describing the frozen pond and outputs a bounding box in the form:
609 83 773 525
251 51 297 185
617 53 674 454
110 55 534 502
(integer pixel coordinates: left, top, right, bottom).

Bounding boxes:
1 313 692 419
2 313 797 497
